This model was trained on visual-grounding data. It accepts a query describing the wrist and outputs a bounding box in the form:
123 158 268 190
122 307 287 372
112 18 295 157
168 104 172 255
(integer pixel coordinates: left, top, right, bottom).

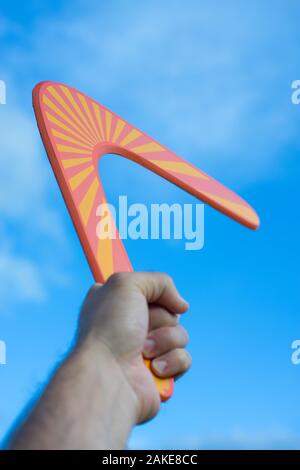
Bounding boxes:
71 337 139 447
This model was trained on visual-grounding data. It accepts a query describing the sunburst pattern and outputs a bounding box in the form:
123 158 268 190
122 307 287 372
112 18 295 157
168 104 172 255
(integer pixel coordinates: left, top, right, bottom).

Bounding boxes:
32 81 259 402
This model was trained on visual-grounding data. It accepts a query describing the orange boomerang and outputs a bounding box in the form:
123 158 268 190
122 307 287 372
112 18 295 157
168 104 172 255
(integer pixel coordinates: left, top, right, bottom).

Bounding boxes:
32 81 260 402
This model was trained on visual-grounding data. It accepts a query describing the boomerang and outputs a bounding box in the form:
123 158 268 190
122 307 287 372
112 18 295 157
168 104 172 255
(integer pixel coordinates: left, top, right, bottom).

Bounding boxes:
32 81 259 401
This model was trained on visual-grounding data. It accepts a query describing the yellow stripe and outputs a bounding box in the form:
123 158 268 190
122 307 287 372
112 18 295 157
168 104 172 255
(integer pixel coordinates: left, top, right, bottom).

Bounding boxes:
150 160 208 179
60 86 98 143
43 95 95 144
92 103 105 140
47 86 97 144
131 142 164 153
111 119 125 143
79 177 99 226
51 129 92 149
97 237 114 280
120 129 141 146
57 144 91 155
46 113 94 146
62 158 92 169
201 191 259 226
69 165 94 190
105 111 112 141
77 94 102 141
97 207 114 280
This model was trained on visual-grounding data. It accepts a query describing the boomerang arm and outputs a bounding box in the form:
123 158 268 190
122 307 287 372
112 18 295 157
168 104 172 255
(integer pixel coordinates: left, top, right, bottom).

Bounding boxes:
95 140 259 231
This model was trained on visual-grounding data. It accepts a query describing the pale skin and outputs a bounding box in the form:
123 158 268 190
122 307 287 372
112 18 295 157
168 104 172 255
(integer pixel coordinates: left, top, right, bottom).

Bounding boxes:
9 272 192 450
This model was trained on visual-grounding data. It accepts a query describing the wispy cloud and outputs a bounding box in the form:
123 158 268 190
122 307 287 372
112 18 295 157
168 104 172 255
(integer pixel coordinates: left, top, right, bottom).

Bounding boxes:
0 247 45 307
0 105 47 219
0 0 299 299
6 0 298 185
0 87 69 308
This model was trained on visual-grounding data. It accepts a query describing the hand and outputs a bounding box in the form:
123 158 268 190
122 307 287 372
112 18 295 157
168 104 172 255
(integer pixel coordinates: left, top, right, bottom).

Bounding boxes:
77 272 192 423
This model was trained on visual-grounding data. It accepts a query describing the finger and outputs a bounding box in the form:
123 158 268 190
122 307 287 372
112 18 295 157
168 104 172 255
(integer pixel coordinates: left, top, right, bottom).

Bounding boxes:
143 324 189 358
151 349 192 379
132 272 189 314
149 305 178 330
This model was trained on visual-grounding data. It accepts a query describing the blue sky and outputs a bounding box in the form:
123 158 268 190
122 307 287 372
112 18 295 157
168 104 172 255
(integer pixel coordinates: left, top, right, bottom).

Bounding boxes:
0 0 299 449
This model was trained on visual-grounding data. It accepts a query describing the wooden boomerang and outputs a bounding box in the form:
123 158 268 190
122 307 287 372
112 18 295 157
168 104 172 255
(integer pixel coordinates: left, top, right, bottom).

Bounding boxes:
32 81 260 402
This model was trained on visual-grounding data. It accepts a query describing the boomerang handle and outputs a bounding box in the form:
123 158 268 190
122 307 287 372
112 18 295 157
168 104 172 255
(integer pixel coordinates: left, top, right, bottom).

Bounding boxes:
144 360 174 402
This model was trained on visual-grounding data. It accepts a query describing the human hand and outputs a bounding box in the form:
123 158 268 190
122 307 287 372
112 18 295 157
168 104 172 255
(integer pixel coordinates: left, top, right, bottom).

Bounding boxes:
77 272 191 423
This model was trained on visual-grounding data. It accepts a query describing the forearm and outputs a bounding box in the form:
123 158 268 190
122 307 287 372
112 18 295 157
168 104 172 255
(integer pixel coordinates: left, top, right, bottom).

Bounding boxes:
9 340 138 450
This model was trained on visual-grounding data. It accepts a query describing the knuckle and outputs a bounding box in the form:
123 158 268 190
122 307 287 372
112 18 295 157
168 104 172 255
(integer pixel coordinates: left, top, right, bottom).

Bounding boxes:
83 283 102 304
172 324 189 346
107 272 130 287
90 282 102 293
87 283 99 296
159 272 173 285
178 349 192 371
179 325 190 344
162 327 178 347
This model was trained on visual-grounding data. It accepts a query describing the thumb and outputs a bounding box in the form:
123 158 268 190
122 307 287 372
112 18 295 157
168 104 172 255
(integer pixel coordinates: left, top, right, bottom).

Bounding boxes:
131 272 189 314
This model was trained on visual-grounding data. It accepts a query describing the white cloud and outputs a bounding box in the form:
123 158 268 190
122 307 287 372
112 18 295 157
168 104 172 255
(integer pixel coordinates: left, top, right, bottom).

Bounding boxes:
0 247 45 307
0 0 299 306
14 0 300 185
0 106 46 218
0 93 69 307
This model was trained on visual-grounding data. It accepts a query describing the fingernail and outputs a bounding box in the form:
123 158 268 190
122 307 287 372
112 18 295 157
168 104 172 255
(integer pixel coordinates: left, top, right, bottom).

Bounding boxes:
143 338 156 354
179 296 189 308
153 360 167 373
